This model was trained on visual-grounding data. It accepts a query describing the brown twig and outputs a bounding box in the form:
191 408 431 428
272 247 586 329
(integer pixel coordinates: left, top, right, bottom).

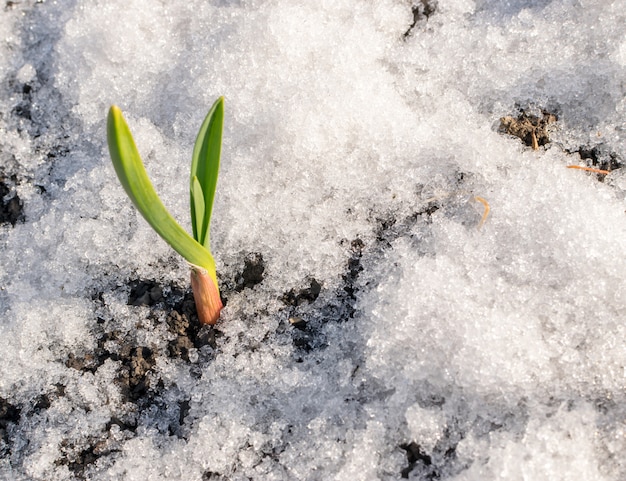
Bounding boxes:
566 165 610 175
474 196 490 228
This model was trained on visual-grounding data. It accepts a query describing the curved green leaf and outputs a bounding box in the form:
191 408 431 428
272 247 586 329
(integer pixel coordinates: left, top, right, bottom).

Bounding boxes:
107 106 217 278
190 97 223 249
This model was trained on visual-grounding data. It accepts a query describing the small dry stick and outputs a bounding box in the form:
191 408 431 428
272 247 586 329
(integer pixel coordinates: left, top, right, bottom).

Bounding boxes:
531 130 539 150
566 165 610 175
474 196 490 228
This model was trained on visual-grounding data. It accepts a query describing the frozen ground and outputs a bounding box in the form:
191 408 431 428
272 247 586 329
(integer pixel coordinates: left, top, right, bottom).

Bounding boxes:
1 0 625 479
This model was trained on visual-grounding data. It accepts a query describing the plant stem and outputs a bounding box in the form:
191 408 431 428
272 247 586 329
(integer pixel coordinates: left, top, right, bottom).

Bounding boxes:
190 265 223 325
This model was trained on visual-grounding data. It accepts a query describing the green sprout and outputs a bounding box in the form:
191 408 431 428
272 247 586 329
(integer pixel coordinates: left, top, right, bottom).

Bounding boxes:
107 97 224 325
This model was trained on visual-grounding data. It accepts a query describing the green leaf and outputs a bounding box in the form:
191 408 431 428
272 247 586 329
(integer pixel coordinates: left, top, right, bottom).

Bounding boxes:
107 106 217 278
190 175 206 245
190 97 223 249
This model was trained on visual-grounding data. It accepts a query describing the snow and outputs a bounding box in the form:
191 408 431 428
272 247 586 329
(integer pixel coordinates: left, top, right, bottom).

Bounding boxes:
1 0 625 479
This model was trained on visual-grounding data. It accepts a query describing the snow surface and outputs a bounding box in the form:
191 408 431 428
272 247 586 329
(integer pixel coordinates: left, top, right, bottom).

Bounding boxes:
1 0 626 479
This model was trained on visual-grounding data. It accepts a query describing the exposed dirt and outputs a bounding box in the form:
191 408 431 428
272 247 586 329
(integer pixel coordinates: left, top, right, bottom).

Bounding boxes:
0 397 20 459
498 107 624 182
47 253 271 477
58 287 212 476
499 109 558 149
568 143 624 180
234 252 265 292
404 0 438 37
0 175 24 226
399 439 461 480
281 278 322 307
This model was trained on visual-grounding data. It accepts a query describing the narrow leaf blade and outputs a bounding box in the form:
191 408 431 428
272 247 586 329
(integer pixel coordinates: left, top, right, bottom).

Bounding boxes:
107 106 216 275
190 97 223 248
191 176 206 246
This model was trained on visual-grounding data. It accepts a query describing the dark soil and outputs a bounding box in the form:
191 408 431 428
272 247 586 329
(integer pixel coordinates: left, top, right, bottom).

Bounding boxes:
281 278 322 307
399 439 461 480
68 284 213 399
577 144 623 172
499 106 623 181
281 277 324 357
0 175 24 226
282 187 448 361
127 278 220 358
499 109 558 149
0 397 20 458
404 0 438 37
203 471 229 481
568 143 624 180
45 252 272 477
400 442 434 479
234 252 265 292
56 280 218 477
